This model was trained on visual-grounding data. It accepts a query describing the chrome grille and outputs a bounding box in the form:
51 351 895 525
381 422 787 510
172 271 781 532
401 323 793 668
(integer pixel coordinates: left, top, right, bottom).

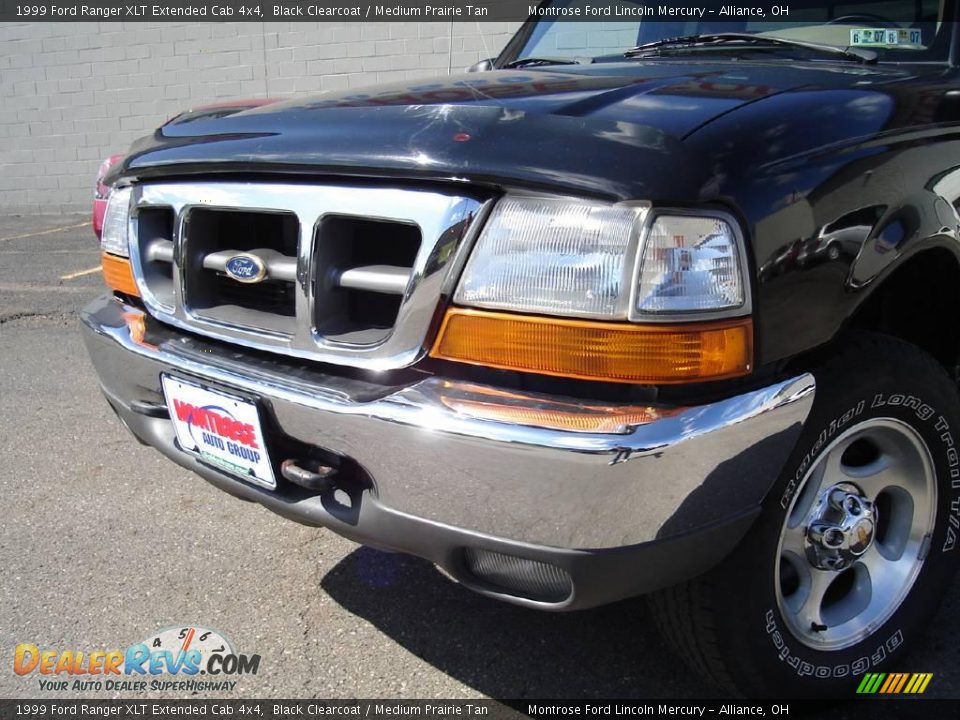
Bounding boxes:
128 182 486 369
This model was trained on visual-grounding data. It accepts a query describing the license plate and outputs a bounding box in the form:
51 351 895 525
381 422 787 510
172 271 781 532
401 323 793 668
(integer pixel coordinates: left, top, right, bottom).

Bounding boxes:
161 375 276 489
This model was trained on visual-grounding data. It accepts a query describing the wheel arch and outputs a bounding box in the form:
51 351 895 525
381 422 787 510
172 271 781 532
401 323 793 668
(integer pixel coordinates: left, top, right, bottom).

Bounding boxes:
843 246 960 373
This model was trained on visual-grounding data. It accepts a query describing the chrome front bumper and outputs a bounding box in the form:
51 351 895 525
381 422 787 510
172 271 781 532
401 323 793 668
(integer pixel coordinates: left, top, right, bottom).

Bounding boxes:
81 295 815 609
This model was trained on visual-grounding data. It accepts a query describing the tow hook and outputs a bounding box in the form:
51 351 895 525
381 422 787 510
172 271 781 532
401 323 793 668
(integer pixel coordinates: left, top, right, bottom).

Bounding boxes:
281 459 337 492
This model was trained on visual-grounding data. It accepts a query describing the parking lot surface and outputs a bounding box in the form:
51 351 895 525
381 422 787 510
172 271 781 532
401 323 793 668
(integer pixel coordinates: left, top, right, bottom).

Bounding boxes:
2 215 960 707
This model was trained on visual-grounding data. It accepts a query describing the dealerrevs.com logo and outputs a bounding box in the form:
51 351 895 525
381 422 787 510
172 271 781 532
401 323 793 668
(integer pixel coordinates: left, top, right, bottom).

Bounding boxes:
13 626 260 693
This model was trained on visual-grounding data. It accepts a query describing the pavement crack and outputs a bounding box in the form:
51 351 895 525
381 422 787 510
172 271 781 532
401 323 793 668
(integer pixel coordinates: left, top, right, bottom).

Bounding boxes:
0 310 76 326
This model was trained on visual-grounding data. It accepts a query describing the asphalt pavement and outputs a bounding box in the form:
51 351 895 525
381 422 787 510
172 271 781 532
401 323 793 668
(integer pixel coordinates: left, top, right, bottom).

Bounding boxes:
2 214 960 709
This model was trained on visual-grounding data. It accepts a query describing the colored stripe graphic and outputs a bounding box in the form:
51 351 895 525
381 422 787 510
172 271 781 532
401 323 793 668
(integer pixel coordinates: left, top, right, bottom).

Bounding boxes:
891 673 909 693
856 672 932 694
856 674 874 694
879 674 897 693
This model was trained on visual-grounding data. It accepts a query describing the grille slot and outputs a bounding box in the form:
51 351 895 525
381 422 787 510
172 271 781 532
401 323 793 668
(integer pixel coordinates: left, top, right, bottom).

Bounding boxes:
314 215 422 345
135 208 176 309
184 209 299 336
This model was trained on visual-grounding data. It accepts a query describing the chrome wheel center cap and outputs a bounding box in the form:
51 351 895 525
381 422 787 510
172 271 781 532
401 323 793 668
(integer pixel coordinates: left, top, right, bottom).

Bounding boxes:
804 482 877 571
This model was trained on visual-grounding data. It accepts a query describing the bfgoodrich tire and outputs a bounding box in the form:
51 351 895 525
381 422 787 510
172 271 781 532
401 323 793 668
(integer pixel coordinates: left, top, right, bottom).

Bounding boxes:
651 333 960 697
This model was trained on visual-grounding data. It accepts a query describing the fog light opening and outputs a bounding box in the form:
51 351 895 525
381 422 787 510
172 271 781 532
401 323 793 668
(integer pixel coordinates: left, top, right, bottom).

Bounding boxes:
461 548 573 604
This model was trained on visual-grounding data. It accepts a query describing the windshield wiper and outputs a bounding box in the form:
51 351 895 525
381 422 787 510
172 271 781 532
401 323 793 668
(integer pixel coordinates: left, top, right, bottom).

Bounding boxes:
624 33 877 64
502 56 588 69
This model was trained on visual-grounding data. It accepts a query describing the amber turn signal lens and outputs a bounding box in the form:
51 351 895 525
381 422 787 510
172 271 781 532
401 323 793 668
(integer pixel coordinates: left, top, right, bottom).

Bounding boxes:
431 308 752 384
101 252 140 297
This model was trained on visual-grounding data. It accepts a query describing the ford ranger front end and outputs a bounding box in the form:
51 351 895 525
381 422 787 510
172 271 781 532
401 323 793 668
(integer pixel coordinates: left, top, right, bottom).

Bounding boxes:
82 0 960 697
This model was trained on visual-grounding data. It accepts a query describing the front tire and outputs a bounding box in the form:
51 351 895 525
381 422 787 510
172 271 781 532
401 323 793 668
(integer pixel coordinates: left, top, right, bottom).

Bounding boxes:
651 333 960 697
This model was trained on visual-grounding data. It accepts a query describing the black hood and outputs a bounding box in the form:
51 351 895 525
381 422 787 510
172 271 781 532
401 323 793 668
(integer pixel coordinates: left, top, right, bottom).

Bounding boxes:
118 61 920 201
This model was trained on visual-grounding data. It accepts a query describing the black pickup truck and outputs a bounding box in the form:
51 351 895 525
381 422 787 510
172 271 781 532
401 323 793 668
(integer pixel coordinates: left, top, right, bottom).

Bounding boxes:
82 0 960 697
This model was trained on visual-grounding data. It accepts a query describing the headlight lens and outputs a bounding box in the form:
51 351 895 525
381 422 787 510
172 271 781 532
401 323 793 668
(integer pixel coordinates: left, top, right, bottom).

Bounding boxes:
454 197 645 319
635 215 745 315
454 199 747 321
100 187 132 258
438 199 754 384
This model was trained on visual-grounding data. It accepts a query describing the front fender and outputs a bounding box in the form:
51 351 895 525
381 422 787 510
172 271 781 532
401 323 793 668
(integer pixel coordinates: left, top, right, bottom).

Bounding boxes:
687 85 960 366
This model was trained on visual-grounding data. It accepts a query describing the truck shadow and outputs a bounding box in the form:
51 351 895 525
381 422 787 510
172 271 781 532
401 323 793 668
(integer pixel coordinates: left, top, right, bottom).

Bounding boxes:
319 547 708 699
319 547 960 706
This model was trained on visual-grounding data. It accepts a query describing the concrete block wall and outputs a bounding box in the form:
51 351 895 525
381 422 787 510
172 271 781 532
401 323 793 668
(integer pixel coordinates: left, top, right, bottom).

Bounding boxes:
0 21 521 214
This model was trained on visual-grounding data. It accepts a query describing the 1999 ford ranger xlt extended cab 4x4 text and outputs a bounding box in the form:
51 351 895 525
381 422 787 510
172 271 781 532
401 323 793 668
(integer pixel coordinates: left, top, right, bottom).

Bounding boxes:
82 0 960 697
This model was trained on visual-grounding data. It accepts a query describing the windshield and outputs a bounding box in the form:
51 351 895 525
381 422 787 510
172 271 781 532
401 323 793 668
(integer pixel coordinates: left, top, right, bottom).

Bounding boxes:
509 0 955 64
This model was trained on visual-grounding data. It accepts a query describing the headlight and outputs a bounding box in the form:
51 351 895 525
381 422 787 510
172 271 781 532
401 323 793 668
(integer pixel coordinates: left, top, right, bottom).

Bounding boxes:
454 197 645 319
434 197 752 384
454 198 748 321
634 214 746 317
100 187 132 258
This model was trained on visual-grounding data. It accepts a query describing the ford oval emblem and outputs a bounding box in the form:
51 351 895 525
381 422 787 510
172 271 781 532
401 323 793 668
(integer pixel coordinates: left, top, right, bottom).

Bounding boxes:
224 254 267 284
